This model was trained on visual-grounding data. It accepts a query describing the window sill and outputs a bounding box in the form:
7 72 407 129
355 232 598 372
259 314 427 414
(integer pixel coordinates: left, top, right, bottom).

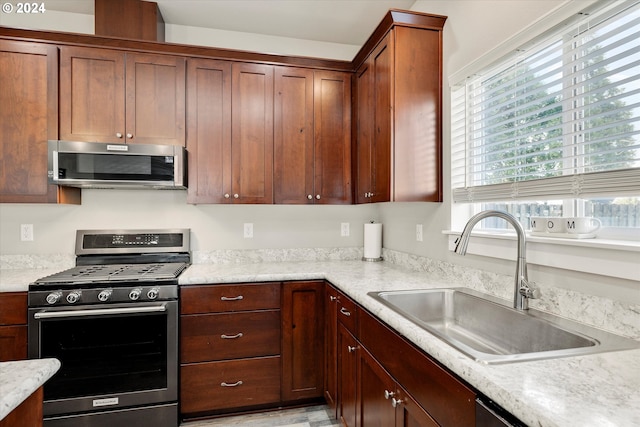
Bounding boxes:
443 230 639 281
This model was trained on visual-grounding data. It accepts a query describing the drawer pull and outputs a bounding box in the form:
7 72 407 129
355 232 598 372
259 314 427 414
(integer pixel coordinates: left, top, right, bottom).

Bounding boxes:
220 295 244 301
348 345 357 353
340 307 351 316
221 381 243 387
221 333 243 339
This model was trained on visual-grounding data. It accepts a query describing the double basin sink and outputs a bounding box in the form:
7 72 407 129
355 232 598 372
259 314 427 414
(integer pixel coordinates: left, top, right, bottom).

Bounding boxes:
368 288 639 364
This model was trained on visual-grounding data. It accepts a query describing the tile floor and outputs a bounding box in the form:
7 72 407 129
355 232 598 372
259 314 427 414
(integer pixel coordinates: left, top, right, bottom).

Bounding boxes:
180 405 341 427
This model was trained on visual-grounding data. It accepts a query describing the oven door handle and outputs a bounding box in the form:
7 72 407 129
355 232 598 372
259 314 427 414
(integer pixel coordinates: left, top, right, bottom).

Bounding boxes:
33 304 167 319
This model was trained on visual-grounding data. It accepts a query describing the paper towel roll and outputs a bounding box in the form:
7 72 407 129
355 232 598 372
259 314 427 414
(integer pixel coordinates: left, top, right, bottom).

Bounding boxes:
363 222 383 261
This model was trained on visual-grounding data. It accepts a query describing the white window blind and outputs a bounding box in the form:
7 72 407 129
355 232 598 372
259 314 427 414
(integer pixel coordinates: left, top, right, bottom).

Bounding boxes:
451 0 640 203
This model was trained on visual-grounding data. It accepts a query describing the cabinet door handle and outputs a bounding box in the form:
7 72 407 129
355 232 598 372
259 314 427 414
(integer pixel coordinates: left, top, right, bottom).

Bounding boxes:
116 132 123 138
126 133 133 139
340 307 351 316
220 295 244 301
391 397 403 408
221 381 243 387
315 194 321 200
224 193 230 199
233 193 239 199
307 194 313 200
221 333 243 339
347 345 357 353
384 390 395 399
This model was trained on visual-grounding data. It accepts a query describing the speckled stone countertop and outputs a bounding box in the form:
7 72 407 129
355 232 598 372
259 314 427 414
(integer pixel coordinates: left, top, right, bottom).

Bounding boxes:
0 358 60 420
180 260 640 427
2 254 639 426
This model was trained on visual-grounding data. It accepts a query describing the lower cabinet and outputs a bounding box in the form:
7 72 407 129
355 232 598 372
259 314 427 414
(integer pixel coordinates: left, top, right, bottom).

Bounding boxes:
328 283 477 427
0 292 28 362
179 280 325 420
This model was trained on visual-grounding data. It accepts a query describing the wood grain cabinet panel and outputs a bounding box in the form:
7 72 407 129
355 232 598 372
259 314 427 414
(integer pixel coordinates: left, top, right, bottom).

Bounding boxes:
59 46 185 146
0 292 28 362
355 20 445 203
181 283 281 314
324 284 340 417
186 58 232 204
231 63 274 204
0 40 78 204
273 68 352 204
180 356 281 415
281 281 325 401
181 310 280 363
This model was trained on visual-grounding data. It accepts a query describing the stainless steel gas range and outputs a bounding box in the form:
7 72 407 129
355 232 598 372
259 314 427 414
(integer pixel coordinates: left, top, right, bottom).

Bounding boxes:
28 229 190 427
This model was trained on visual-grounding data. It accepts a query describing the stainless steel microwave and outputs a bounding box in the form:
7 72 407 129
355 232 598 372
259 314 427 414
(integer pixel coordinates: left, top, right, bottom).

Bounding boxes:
48 140 187 189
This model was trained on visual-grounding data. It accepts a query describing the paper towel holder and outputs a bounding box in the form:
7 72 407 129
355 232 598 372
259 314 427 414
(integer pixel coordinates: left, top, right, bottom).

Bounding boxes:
363 221 383 262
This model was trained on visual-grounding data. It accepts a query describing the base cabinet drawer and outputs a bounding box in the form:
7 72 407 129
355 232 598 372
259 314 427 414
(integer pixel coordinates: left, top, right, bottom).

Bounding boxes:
180 356 281 415
181 310 281 362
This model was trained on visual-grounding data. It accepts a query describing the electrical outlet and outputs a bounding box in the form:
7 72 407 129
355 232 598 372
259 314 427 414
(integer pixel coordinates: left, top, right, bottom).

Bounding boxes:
21 224 34 241
416 224 423 242
341 222 350 237
243 223 253 238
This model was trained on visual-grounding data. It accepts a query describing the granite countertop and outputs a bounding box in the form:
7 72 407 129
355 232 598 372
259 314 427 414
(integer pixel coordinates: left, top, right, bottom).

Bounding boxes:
179 261 640 427
2 260 638 426
0 358 60 420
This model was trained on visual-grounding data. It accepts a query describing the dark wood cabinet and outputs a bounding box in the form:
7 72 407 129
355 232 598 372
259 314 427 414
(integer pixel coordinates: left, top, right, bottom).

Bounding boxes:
0 292 28 362
267 67 354 204
338 323 359 427
355 15 446 203
59 46 185 146
180 283 282 418
0 40 79 204
324 285 339 416
281 280 325 401
186 58 232 204
0 386 43 427
230 63 274 204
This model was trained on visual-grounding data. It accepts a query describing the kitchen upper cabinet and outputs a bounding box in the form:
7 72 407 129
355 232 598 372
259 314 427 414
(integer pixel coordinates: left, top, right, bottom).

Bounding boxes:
0 40 79 204
313 71 352 204
355 18 446 203
281 280 325 401
186 58 232 204
231 63 274 204
59 46 186 146
273 68 352 204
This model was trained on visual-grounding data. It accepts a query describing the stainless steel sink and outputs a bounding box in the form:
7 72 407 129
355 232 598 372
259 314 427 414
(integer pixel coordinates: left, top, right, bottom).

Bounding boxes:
368 288 640 364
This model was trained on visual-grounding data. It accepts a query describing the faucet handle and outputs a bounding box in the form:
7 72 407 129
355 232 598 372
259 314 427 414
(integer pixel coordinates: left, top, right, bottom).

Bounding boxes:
519 281 541 299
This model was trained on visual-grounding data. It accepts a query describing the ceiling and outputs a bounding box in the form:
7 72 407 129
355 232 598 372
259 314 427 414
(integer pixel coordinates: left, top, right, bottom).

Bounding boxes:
44 0 418 45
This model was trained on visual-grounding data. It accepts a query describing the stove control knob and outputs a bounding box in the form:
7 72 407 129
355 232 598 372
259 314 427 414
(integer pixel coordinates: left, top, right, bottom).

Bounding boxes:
66 291 82 304
128 288 142 301
147 288 160 300
97 289 113 302
46 292 62 305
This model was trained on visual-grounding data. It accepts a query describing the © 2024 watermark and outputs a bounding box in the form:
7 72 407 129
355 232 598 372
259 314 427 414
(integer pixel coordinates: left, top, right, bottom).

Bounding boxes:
2 2 46 14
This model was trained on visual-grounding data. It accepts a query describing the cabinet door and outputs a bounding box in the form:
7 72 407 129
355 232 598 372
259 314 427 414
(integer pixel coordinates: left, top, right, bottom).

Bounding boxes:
273 66 315 204
338 324 358 427
59 46 125 143
231 63 274 204
0 41 77 203
313 71 352 204
393 26 443 202
355 58 373 204
371 33 392 203
186 58 232 203
359 346 396 427
396 384 439 427
281 281 325 401
125 52 186 146
0 292 27 361
324 285 339 416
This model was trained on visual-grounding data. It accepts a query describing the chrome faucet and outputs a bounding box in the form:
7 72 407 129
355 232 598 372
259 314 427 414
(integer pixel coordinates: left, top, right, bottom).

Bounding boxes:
454 210 539 310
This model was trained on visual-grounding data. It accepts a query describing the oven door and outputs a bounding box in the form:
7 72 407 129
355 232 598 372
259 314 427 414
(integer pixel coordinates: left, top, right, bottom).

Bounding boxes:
28 301 177 418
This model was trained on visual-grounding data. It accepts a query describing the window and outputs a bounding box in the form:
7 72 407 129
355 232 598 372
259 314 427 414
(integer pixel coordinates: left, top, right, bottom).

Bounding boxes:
451 0 640 237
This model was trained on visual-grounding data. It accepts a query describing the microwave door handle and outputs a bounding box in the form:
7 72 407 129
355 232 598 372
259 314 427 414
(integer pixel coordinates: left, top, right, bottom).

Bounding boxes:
51 151 58 183
34 304 167 319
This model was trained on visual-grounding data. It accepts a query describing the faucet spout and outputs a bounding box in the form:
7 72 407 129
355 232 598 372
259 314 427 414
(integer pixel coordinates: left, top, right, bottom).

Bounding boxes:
454 210 538 310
